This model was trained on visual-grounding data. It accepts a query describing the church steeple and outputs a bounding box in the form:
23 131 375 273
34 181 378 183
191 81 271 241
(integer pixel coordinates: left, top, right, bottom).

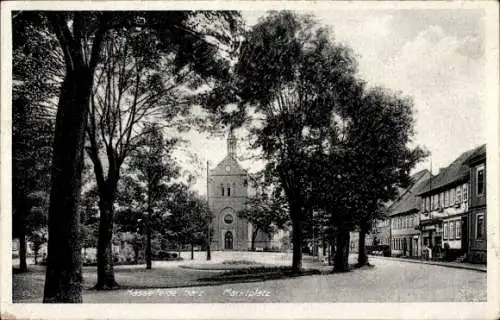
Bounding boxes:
227 128 236 158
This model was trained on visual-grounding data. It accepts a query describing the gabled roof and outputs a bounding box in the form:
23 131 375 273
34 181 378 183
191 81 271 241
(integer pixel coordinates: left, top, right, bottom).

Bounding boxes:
387 169 431 216
465 144 486 166
417 144 484 196
210 155 248 176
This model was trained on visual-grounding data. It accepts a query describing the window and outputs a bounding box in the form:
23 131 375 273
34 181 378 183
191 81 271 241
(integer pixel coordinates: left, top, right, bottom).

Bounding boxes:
450 188 455 206
456 186 461 203
455 220 461 239
444 190 449 207
422 198 426 212
443 222 448 240
427 196 431 212
462 184 468 203
477 166 485 196
440 192 444 208
476 214 484 239
224 214 234 224
434 194 439 210
449 222 455 240
227 187 231 196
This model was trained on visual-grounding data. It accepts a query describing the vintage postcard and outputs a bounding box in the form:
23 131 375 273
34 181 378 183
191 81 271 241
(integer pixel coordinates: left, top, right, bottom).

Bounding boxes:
1 1 498 319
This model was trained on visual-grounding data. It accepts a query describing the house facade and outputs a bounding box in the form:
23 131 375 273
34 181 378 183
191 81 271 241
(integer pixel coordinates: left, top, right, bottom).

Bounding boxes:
389 170 431 257
417 146 483 259
465 145 486 263
366 218 390 247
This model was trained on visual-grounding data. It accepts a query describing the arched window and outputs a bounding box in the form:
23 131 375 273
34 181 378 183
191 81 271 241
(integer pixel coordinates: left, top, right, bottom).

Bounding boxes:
227 184 231 197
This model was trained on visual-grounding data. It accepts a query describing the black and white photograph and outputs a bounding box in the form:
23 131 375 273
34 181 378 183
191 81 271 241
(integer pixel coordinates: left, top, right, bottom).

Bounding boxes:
1 1 498 319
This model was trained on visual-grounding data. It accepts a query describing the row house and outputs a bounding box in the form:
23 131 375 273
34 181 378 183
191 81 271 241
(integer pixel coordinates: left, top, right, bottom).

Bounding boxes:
389 169 431 257
465 145 487 263
416 144 485 261
366 218 390 247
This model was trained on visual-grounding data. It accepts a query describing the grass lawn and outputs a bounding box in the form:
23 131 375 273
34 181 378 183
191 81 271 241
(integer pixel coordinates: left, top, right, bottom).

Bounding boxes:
13 264 224 302
12 262 322 302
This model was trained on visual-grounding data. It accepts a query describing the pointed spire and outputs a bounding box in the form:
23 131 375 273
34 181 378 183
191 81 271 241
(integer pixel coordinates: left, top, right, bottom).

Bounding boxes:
227 127 236 158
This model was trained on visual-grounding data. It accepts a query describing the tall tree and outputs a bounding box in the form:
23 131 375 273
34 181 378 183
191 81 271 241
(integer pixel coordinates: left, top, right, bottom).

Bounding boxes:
13 11 243 301
311 83 426 271
12 13 58 273
127 124 179 270
203 11 358 273
84 13 242 289
12 96 53 272
164 185 211 259
339 87 426 267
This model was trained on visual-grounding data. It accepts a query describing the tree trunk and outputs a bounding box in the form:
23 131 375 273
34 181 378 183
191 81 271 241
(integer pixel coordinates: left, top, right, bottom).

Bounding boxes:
206 231 211 261
95 198 118 289
13 190 29 272
43 66 93 303
191 243 194 260
34 249 39 265
134 245 140 264
251 229 259 251
146 222 152 269
334 228 350 272
322 236 327 256
357 222 369 267
19 223 28 272
291 206 303 274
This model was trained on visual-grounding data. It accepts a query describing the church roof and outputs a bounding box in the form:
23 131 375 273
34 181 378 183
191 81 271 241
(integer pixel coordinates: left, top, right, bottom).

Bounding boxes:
210 155 248 176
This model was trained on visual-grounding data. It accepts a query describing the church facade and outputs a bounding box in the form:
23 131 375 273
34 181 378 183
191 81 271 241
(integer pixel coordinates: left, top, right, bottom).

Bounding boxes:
208 131 271 251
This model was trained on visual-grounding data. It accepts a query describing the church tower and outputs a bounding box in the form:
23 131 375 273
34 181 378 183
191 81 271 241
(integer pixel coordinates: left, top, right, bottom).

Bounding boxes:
208 129 250 250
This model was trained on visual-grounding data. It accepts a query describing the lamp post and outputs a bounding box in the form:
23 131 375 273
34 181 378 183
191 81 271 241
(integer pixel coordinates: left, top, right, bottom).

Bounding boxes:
206 160 211 261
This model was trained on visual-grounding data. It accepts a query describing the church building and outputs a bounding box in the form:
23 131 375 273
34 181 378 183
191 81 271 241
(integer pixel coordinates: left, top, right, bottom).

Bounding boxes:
208 130 271 251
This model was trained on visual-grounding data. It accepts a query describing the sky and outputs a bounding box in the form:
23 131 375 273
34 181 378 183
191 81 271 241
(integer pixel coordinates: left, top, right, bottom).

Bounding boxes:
175 8 486 196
